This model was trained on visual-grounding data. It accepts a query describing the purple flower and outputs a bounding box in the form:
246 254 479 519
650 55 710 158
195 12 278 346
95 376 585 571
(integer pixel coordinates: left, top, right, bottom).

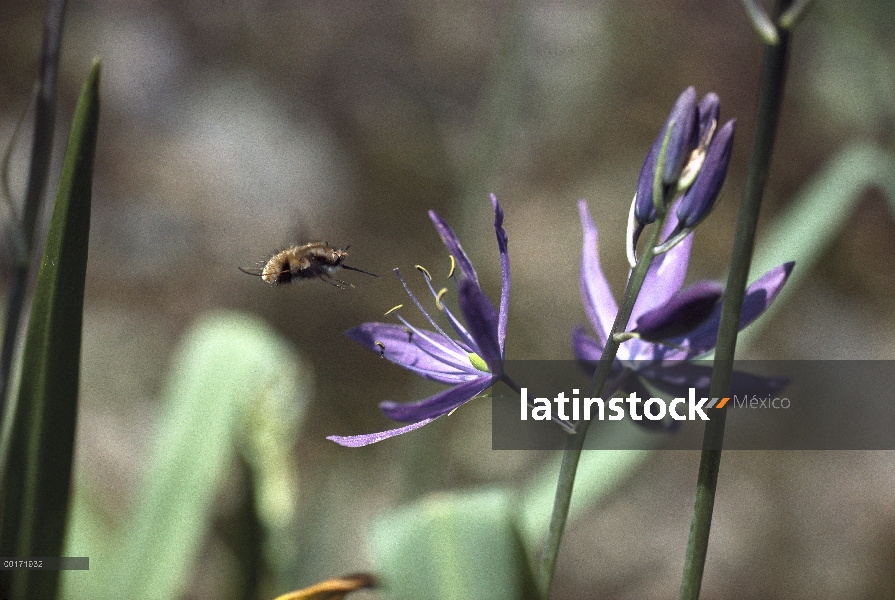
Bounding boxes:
328 195 509 447
575 200 793 426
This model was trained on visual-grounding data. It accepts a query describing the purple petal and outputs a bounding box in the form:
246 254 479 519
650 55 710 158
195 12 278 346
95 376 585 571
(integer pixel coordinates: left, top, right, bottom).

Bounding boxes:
630 209 693 322
572 325 604 362
675 262 795 358
328 418 437 447
676 119 736 229
634 143 659 225
634 281 724 341
429 210 479 283
578 200 618 344
347 323 479 384
458 277 503 373
659 87 699 186
697 93 720 141
491 194 510 354
379 376 494 422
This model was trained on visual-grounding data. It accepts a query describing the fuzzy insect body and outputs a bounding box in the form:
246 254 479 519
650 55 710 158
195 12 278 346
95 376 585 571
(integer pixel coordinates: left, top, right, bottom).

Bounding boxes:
240 242 378 288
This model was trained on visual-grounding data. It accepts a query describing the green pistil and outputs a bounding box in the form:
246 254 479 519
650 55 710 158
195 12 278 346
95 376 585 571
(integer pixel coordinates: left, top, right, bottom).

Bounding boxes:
467 352 489 373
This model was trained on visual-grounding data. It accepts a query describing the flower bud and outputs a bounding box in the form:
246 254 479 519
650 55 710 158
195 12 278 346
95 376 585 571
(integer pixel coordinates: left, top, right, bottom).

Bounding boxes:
633 87 699 226
675 119 735 229
633 143 659 225
659 87 699 186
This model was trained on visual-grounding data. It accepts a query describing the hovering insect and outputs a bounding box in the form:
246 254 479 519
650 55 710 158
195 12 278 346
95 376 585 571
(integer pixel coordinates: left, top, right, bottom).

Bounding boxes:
239 241 379 288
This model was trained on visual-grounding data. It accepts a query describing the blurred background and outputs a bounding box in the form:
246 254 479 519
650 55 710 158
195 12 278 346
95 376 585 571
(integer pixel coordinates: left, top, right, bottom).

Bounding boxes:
2 0 895 598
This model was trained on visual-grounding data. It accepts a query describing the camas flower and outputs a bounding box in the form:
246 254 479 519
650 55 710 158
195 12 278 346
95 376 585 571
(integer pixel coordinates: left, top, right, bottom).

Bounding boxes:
328 195 509 447
574 200 792 427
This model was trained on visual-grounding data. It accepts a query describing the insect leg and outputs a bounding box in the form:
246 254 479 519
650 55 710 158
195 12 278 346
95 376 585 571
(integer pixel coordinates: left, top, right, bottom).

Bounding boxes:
322 273 354 289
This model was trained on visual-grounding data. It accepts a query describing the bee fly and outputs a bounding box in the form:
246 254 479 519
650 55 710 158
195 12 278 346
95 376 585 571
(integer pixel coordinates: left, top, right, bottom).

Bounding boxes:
239 241 379 289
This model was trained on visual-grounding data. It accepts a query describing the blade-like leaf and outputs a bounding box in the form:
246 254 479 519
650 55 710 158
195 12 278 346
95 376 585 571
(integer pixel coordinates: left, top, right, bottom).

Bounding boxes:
0 60 100 600
370 489 540 600
521 446 654 549
61 311 308 600
741 142 895 349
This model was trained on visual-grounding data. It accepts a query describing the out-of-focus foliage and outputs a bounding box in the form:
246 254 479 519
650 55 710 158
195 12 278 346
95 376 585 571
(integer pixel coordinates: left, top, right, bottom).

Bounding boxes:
370 489 539 600
62 311 309 600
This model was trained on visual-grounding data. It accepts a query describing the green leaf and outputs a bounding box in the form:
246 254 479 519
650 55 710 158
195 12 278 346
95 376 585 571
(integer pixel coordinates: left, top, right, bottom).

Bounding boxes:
0 60 100 600
61 311 308 600
740 141 895 349
370 489 540 600
520 446 653 550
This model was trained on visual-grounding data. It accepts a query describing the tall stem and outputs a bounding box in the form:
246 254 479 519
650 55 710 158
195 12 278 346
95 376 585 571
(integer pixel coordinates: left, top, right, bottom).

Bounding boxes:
678 2 794 598
538 218 665 598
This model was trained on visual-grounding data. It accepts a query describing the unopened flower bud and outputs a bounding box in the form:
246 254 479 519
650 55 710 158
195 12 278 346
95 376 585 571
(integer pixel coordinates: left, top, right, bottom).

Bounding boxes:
633 87 699 227
676 119 735 229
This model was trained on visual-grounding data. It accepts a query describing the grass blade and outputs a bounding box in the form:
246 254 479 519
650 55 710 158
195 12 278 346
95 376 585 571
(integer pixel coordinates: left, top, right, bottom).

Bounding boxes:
0 59 100 600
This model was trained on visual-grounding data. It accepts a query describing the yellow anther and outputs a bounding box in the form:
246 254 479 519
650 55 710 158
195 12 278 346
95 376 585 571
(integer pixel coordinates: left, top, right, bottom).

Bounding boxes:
415 265 433 280
435 288 448 310
384 304 403 315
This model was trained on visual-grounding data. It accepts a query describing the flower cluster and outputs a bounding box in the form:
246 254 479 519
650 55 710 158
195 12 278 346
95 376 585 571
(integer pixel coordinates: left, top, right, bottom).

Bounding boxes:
629 87 736 262
329 89 792 445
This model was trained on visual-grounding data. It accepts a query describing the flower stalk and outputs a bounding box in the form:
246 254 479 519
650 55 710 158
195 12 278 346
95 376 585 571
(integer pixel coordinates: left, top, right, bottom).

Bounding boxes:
678 2 796 599
538 209 668 598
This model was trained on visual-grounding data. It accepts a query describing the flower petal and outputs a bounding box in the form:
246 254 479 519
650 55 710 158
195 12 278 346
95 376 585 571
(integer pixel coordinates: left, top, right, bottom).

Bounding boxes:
578 200 618 344
697 93 720 141
633 281 724 341
659 87 699 186
676 119 736 229
673 261 795 359
379 376 494 422
630 210 693 322
327 418 437 447
429 210 479 283
572 325 604 362
634 143 659 226
458 277 503 373
491 194 510 354
347 323 478 384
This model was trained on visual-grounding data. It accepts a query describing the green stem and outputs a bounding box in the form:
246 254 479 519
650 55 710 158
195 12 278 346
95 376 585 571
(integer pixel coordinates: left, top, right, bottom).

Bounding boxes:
538 214 665 598
678 3 794 599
